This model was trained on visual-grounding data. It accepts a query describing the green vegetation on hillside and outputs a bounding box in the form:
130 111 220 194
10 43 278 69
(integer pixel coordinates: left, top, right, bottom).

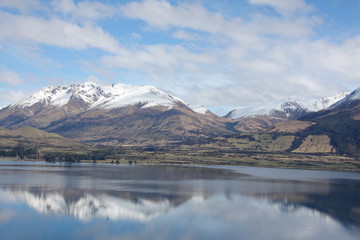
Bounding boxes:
298 111 360 156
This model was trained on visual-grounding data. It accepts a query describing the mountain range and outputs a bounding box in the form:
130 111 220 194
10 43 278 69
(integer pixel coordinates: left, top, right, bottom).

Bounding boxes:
0 82 359 155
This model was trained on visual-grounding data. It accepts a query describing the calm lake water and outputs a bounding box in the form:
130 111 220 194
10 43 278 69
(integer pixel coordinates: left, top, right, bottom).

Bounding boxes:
0 161 359 240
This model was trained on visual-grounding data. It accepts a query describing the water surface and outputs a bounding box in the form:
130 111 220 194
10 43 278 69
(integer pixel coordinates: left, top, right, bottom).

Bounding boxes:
0 161 359 240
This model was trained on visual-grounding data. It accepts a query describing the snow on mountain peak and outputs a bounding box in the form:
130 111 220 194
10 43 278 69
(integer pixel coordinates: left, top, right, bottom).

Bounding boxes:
191 105 211 115
13 82 185 110
14 85 70 107
345 87 360 102
226 92 350 119
330 87 360 109
305 92 350 111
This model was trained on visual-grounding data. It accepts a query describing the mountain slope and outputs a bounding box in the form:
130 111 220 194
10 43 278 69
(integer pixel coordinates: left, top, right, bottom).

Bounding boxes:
0 126 63 138
44 104 231 145
0 126 84 149
286 88 360 156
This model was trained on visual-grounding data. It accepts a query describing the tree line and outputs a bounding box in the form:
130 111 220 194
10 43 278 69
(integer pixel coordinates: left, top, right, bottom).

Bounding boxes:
0 145 115 162
43 150 113 162
0 145 38 159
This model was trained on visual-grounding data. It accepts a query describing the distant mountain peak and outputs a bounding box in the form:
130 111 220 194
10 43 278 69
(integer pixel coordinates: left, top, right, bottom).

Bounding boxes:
226 92 350 120
330 87 360 109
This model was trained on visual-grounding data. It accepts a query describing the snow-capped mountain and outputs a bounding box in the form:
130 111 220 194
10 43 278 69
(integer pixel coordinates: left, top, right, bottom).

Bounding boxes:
225 99 308 120
329 87 360 110
302 87 360 121
295 92 349 112
0 82 232 145
0 81 189 129
226 92 350 120
12 81 186 110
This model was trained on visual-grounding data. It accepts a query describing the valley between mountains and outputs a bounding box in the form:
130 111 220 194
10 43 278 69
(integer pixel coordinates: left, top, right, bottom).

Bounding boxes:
0 82 359 171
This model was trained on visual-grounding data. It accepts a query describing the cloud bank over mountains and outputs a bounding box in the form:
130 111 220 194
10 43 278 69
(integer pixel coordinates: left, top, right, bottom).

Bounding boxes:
0 0 359 114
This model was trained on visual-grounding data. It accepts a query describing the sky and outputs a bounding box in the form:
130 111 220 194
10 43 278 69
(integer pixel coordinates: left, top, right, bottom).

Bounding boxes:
0 0 360 115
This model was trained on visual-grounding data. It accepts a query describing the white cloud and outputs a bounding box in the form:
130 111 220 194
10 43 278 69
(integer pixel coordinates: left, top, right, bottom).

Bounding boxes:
0 67 24 85
172 30 202 41
121 0 316 43
0 0 40 13
115 0 322 94
249 14 319 39
249 0 314 16
314 37 360 80
0 90 27 104
0 10 122 54
86 75 100 84
101 44 216 74
121 0 224 32
52 0 118 20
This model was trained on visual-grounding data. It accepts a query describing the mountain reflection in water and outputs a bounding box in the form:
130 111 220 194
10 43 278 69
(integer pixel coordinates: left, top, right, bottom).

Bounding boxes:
0 161 359 240
0 188 175 222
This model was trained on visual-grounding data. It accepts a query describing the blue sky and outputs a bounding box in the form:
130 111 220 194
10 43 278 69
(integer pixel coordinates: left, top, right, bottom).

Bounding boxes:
0 0 360 114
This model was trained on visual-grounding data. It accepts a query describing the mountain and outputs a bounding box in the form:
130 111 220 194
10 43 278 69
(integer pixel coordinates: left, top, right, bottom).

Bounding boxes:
278 87 360 156
0 82 187 128
224 92 349 132
1 81 359 154
226 92 349 120
225 99 307 121
300 87 360 121
329 87 360 113
0 82 232 145
224 87 360 156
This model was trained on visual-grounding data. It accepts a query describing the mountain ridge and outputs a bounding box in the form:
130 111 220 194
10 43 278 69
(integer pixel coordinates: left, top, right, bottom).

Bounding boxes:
1 81 359 152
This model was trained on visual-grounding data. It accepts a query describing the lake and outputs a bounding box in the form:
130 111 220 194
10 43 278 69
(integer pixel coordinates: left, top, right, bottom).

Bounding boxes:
0 160 359 240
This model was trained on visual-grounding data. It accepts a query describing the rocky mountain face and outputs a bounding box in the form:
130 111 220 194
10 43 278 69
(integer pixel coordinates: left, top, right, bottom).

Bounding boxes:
0 82 232 145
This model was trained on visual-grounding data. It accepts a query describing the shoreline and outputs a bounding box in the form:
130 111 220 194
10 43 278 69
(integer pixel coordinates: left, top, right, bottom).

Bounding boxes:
1 155 359 173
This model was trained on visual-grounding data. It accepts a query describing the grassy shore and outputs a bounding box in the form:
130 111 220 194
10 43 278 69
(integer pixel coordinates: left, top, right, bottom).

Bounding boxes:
2 147 360 172
110 148 360 172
